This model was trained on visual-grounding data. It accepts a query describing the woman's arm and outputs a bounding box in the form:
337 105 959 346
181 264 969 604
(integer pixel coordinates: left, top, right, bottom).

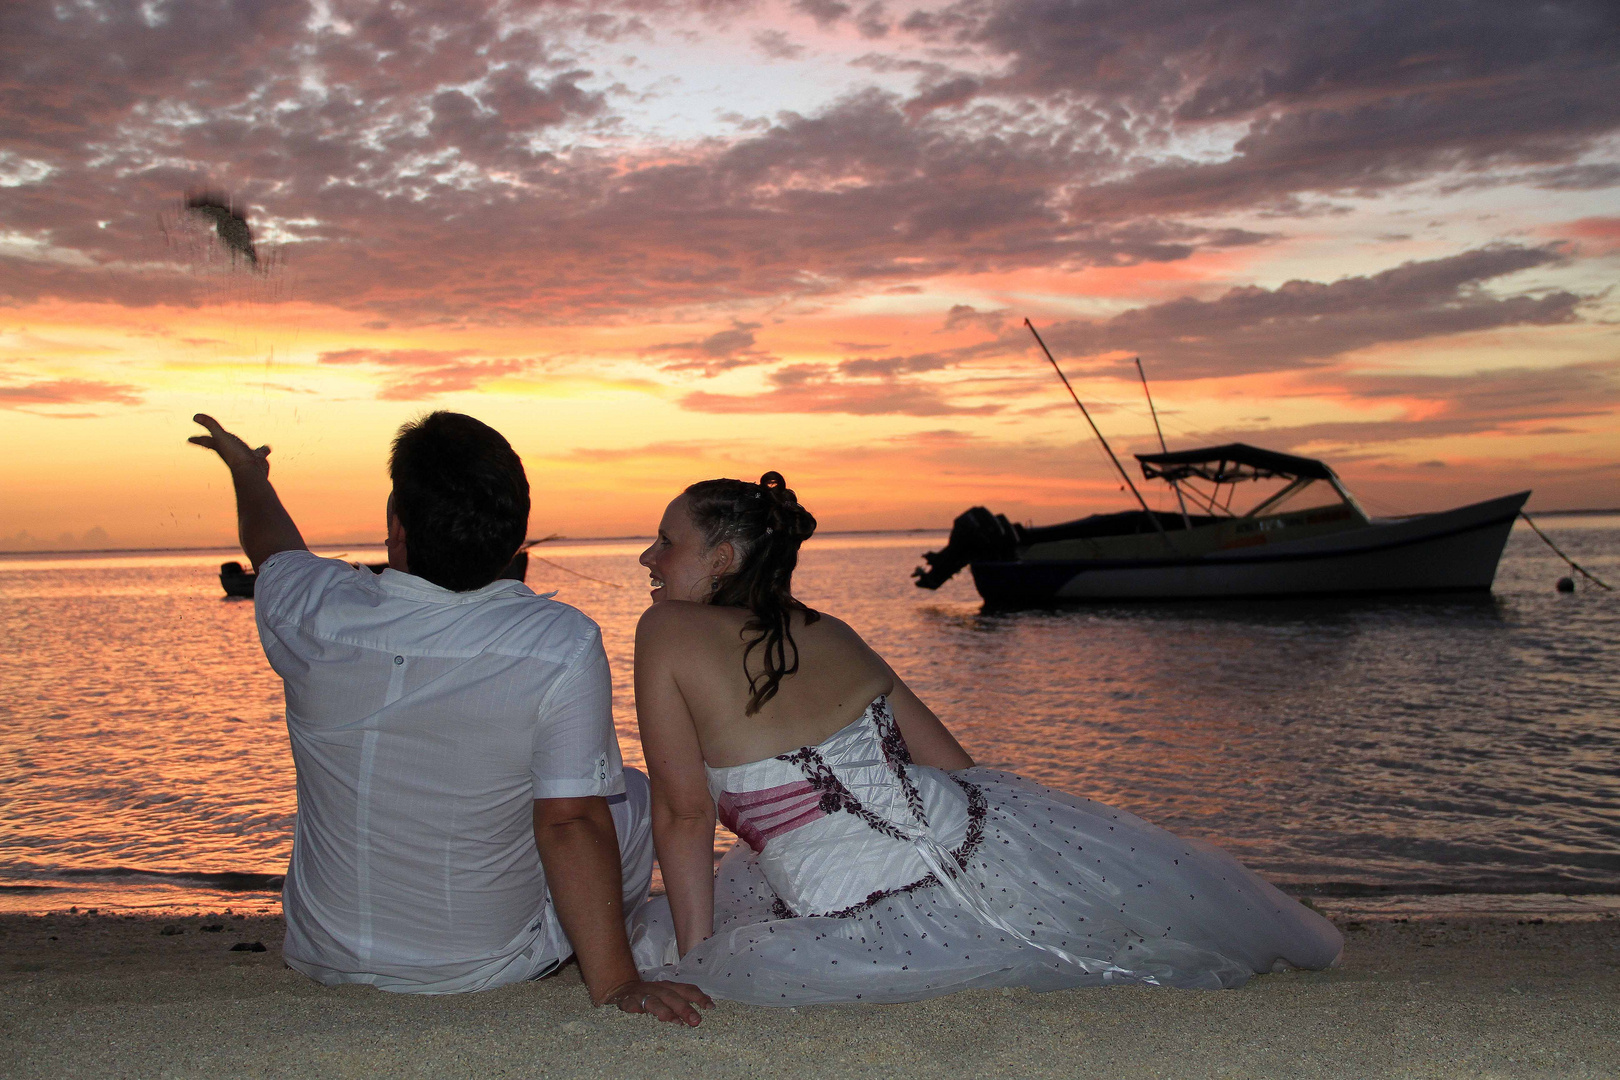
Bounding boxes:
840 619 973 771
634 606 718 956
884 673 975 771
823 614 974 771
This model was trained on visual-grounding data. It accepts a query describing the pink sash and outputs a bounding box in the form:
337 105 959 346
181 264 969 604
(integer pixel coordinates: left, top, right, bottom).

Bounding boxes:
716 781 826 853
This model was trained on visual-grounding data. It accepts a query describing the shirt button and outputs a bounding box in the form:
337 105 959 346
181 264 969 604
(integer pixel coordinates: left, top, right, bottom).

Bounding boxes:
394 655 404 665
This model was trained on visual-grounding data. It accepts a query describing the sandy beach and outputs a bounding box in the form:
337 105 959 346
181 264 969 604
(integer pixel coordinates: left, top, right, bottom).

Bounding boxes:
1 912 1615 1079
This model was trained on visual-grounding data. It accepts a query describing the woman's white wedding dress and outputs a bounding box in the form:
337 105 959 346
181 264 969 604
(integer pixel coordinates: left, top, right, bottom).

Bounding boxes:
639 696 1342 1004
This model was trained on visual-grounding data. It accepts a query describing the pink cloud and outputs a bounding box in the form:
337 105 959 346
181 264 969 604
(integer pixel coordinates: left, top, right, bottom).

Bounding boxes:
1032 246 1584 378
0 379 143 411
1552 216 1620 255
316 348 530 399
375 358 531 400
682 364 1002 416
642 323 775 375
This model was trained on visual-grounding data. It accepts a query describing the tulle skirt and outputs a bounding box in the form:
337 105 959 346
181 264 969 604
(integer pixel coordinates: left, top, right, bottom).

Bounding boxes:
641 768 1343 1005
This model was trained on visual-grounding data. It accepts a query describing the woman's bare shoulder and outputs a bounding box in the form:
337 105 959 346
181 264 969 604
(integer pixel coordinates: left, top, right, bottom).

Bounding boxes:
637 600 748 644
799 609 874 647
639 604 868 651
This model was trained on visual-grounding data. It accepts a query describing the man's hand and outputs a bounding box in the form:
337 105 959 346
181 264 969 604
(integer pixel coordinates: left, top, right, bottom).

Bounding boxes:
189 413 271 479
188 412 306 570
533 796 716 1026
600 978 715 1026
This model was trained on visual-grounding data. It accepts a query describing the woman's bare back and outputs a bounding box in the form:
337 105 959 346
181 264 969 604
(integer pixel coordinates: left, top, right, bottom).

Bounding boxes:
640 602 892 767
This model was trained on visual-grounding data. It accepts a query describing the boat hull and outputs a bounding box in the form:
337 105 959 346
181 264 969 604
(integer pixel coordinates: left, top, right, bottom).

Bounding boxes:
968 492 1528 606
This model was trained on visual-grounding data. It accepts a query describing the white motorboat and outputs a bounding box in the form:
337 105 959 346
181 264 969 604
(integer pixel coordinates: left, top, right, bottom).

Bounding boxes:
913 443 1529 606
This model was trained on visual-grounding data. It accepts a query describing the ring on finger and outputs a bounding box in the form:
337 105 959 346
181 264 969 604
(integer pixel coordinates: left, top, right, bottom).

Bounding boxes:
640 994 649 1010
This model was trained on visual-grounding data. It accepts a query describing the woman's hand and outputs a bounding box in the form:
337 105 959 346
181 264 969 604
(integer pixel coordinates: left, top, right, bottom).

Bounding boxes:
600 978 715 1026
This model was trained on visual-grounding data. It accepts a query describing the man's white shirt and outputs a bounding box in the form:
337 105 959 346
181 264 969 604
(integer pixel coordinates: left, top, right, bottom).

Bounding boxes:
254 549 625 993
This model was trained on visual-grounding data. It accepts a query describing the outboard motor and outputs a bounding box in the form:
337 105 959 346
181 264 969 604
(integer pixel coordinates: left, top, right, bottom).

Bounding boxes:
913 507 1020 589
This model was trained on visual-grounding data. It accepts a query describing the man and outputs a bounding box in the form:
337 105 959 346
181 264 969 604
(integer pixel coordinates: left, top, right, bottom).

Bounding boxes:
190 411 710 1024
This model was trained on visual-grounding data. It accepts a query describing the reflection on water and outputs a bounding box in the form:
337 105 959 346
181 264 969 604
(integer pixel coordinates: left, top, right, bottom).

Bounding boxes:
1 521 1616 914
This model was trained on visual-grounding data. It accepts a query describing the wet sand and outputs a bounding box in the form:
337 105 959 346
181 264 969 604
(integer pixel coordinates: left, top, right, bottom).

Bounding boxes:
2 912 1616 1079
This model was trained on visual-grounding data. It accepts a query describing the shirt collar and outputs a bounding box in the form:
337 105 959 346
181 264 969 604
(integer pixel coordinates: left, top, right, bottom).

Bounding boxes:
374 567 533 605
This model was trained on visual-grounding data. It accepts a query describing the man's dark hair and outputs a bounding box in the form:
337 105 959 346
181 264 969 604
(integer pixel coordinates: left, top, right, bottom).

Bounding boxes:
389 411 529 592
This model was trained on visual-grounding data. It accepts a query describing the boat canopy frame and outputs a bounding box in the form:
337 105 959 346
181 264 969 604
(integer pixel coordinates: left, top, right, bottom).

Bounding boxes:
1134 443 1367 521
1137 443 1335 483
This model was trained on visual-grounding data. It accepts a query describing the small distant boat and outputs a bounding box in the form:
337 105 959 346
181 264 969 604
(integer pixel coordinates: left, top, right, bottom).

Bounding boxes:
914 443 1528 606
220 560 257 598
219 549 530 599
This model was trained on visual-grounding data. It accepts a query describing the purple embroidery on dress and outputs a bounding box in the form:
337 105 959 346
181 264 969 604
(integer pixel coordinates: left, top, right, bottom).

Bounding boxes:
952 774 989 870
813 776 988 919
774 743 916 845
764 697 991 920
872 696 929 827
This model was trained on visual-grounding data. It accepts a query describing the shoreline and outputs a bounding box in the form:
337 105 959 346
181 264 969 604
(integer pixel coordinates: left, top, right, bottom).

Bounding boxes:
2 911 1615 1078
8 883 1620 922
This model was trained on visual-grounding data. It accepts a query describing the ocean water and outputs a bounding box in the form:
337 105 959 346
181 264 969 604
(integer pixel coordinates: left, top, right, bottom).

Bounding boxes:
1 518 1616 917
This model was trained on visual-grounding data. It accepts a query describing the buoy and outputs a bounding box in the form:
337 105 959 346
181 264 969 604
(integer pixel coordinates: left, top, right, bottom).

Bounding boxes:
1522 512 1612 591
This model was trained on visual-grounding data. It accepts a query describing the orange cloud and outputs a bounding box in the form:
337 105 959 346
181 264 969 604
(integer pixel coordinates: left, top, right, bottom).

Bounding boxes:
0 378 143 411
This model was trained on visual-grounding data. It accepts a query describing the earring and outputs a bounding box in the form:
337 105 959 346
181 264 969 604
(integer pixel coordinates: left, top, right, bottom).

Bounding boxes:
709 575 721 594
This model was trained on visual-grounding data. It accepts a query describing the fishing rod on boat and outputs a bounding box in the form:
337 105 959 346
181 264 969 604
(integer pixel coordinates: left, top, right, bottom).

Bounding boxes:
1133 358 1168 454
1024 319 1172 546
1132 356 1192 530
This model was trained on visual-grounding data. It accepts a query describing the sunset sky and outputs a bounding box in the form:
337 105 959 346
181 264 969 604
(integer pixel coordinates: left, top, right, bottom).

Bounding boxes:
2 0 1617 550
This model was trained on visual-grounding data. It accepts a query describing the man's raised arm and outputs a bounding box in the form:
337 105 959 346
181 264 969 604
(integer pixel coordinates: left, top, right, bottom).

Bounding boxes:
189 413 307 570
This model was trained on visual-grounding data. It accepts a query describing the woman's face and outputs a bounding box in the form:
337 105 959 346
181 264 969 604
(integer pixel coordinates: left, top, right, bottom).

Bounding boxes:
639 494 729 604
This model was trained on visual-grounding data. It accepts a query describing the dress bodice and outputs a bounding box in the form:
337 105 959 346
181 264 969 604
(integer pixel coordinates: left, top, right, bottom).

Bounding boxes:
704 696 982 918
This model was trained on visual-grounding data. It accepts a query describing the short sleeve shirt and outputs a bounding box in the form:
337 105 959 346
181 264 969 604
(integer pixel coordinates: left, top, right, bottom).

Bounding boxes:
254 549 624 993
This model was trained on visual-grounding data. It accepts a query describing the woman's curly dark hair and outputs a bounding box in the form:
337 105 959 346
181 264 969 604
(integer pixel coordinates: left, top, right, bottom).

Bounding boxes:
683 471 818 715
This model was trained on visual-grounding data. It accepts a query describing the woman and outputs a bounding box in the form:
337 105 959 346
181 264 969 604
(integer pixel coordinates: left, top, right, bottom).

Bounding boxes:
633 473 1341 1005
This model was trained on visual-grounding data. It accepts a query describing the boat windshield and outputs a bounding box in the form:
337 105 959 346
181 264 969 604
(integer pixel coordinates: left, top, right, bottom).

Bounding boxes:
1235 477 1347 516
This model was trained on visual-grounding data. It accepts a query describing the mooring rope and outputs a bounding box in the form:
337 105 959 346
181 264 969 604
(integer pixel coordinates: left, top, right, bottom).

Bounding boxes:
529 553 631 589
511 536 634 590
1519 512 1613 591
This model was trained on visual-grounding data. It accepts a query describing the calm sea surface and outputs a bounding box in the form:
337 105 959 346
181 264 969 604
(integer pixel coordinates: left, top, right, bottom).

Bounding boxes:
2 519 1616 917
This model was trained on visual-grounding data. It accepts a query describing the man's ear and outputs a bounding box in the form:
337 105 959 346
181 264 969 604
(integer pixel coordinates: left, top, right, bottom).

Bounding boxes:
386 499 409 572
